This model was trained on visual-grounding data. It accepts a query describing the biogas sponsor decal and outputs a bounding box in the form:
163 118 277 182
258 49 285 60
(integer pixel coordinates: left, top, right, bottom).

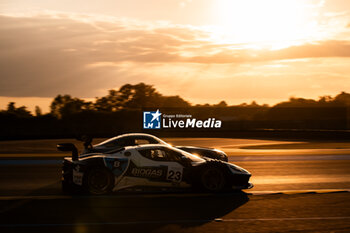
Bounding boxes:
131 167 163 178
143 109 222 129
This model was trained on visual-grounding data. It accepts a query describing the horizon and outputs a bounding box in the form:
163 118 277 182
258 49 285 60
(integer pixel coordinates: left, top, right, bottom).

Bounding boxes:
0 86 348 114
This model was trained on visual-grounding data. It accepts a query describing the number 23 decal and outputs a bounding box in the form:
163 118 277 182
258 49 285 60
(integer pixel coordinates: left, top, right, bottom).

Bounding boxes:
167 167 183 182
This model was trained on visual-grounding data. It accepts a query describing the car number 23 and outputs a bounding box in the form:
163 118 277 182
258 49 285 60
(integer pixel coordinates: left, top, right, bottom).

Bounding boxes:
166 167 183 182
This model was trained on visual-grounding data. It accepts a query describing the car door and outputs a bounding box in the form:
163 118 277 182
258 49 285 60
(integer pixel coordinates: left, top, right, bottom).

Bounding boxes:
134 147 185 186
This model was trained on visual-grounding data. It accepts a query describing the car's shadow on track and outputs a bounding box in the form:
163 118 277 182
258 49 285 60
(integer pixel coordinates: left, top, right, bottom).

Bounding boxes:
1 185 249 233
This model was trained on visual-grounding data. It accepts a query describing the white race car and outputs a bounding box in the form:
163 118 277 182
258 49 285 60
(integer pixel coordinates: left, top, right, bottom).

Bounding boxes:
59 143 253 195
81 133 228 161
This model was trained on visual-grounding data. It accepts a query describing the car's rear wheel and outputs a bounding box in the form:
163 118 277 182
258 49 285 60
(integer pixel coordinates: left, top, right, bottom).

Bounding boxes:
62 180 73 194
86 168 114 195
200 167 226 192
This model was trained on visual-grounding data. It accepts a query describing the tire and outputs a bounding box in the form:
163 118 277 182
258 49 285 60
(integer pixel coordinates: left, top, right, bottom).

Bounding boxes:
200 167 226 192
62 181 85 195
62 180 73 194
85 167 114 195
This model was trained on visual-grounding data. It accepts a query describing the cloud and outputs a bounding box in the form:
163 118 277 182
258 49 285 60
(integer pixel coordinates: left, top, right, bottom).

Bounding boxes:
0 13 350 98
187 40 350 63
0 14 191 97
179 0 192 8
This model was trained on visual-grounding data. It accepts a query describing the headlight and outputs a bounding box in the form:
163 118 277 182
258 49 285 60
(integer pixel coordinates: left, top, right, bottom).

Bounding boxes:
220 152 227 159
213 149 227 159
228 164 250 174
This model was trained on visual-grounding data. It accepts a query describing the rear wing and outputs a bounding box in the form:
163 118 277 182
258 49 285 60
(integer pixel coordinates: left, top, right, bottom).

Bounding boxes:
57 143 79 161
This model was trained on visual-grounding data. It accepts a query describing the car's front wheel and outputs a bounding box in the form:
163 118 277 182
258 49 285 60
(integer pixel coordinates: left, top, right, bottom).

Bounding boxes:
86 167 114 195
200 167 226 192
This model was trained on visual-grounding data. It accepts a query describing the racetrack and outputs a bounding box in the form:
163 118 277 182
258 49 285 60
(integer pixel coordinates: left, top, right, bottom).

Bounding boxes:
1 138 350 232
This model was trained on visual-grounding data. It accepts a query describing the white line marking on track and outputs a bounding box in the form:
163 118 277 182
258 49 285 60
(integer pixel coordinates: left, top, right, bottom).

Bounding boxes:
248 189 350 195
1 216 350 228
0 189 349 200
220 216 350 222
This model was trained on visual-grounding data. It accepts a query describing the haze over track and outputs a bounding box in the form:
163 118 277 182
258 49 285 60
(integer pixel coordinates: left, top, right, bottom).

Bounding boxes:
1 138 350 232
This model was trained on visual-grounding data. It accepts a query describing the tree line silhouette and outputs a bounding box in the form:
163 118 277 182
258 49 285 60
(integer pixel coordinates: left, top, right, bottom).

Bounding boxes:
1 83 350 140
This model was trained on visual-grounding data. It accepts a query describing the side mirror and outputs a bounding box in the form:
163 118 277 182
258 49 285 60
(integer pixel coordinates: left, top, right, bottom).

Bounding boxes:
57 143 79 161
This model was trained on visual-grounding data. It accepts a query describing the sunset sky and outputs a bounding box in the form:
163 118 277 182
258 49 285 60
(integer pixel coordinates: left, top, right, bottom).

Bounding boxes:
1 0 350 112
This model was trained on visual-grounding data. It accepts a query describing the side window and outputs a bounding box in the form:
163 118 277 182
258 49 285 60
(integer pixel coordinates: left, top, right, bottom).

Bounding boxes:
139 149 166 161
138 148 182 162
135 139 151 145
152 149 167 159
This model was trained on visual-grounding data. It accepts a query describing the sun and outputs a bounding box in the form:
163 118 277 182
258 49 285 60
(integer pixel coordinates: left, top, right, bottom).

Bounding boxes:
210 0 320 48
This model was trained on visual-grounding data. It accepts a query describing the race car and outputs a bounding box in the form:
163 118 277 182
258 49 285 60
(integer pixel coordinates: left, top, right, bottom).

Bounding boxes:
80 133 228 162
58 143 253 195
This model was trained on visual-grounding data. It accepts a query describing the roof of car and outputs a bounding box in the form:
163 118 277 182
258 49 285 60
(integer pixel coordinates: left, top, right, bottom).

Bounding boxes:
125 144 172 150
118 133 158 138
106 133 164 142
94 133 167 147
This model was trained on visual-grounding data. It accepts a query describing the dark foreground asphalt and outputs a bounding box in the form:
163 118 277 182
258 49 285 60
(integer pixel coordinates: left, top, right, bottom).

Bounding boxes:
1 192 350 233
0 161 349 233
1 137 350 233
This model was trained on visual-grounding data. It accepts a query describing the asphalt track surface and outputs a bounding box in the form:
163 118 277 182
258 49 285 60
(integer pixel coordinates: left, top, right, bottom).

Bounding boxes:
0 138 350 233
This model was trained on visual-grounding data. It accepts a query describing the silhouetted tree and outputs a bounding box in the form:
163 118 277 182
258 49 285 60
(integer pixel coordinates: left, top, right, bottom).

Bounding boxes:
35 106 42 116
7 102 16 112
94 83 190 110
50 95 92 118
94 90 120 111
3 84 350 140
5 102 32 117
318 95 333 103
215 101 228 107
250 101 259 107
160 96 190 107
334 92 350 105
120 83 162 108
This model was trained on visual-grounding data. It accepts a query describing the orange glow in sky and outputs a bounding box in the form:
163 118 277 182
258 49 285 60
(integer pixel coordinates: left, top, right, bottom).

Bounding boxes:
0 0 350 112
209 0 321 48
